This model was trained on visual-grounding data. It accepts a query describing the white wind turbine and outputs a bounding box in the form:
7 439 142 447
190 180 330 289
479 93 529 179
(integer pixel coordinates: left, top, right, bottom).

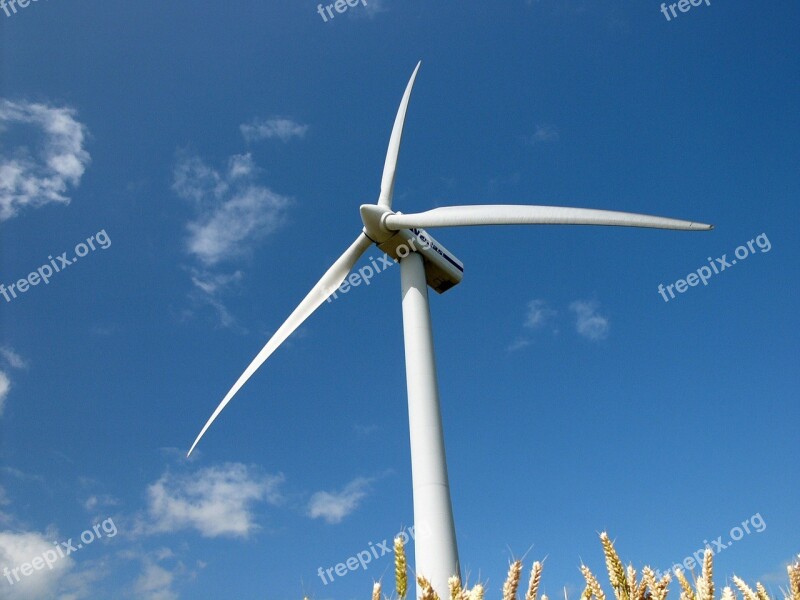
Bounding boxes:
188 61 712 596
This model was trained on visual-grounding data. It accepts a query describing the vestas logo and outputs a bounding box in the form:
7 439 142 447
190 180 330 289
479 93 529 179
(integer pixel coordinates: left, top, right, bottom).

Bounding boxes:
410 228 464 272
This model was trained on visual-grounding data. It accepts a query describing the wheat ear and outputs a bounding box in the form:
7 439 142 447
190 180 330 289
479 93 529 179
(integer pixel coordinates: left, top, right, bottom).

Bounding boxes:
504 560 523 600
733 576 757 600
790 558 800 600
418 576 440 600
581 564 607 600
600 533 630 600
394 536 408 600
675 568 697 600
526 561 543 600
469 584 486 600
449 576 463 600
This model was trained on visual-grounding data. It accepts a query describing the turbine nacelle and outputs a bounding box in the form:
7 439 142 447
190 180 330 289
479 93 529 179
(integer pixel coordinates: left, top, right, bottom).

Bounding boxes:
361 204 465 293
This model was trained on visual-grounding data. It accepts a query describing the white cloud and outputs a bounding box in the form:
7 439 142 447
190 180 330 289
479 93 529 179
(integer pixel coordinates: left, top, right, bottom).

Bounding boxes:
0 347 27 418
358 0 388 18
187 268 244 329
308 477 372 524
173 152 290 266
134 560 178 600
143 464 284 538
529 124 559 143
240 117 309 143
570 300 610 341
524 299 557 329
173 150 291 327
0 347 27 370
0 371 9 417
506 337 532 352
0 99 90 222
508 299 557 351
82 494 120 513
0 531 74 599
189 269 242 296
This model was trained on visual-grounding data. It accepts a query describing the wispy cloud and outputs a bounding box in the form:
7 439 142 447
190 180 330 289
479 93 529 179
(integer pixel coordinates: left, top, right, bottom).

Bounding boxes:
174 152 290 266
142 463 284 538
240 117 309 143
133 558 179 600
308 477 372 524
529 124 560 144
0 346 26 418
187 268 244 329
524 299 557 329
0 371 9 418
0 347 27 370
570 299 609 341
173 149 291 327
353 423 379 436
0 99 91 222
508 299 557 351
360 0 388 18
83 494 121 513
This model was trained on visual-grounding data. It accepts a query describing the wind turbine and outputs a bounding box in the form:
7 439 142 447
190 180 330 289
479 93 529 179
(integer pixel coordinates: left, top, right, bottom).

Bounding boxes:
188 61 712 596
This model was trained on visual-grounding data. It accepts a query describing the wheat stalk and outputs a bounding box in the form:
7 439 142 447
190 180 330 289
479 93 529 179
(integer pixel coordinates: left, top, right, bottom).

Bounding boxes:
733 576 757 600
504 560 523 600
469 584 486 600
449 576 463 600
696 550 715 600
526 561 543 600
657 573 673 600
642 566 658 598
582 564 607 600
755 582 770 600
675 568 697 600
721 587 736 600
627 565 638 600
790 557 800 600
418 576 441 600
394 536 408 600
634 575 648 600
601 533 630 600
372 581 382 600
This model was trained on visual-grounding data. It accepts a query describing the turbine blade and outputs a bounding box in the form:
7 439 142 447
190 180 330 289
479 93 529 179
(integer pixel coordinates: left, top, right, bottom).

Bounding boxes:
384 204 713 231
378 61 422 209
188 232 373 456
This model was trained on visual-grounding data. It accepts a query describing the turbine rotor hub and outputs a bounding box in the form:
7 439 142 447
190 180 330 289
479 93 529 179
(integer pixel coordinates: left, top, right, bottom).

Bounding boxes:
360 204 396 243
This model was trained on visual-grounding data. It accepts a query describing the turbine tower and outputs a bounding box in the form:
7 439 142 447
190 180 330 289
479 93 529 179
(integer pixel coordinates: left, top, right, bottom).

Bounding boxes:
187 61 712 597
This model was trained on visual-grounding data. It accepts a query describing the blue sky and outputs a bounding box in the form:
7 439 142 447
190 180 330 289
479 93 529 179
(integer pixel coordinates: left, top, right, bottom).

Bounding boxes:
1 0 798 598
